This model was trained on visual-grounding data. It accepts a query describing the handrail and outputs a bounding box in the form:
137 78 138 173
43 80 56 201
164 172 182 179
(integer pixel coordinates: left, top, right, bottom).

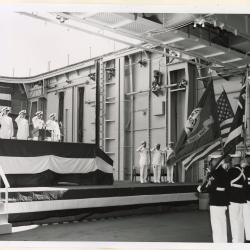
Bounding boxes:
0 165 10 204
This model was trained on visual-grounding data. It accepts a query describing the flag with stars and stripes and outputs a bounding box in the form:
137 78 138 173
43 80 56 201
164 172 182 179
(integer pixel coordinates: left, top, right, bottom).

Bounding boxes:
212 83 247 170
223 84 246 154
217 89 235 143
183 89 234 170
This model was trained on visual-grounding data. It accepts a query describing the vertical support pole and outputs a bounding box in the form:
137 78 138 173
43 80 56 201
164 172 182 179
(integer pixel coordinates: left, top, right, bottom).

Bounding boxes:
72 86 74 142
95 60 100 147
167 70 171 144
65 108 68 142
117 58 121 180
164 52 169 146
180 64 190 183
128 55 134 180
145 52 152 166
42 79 45 96
100 61 105 150
118 58 125 180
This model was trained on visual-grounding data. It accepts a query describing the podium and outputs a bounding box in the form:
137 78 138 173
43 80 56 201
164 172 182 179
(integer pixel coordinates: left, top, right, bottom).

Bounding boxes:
38 129 52 141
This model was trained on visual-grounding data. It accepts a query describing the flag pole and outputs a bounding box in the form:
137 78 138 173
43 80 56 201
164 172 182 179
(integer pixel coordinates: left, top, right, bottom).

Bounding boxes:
243 65 249 157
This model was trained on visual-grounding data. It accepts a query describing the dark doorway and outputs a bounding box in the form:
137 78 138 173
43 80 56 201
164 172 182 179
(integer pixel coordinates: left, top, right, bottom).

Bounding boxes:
58 92 64 141
30 101 38 120
78 87 84 142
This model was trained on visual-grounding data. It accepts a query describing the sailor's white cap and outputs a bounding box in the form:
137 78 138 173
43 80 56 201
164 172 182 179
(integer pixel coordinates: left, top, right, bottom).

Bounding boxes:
49 113 56 118
1 106 10 112
35 111 43 116
19 110 26 115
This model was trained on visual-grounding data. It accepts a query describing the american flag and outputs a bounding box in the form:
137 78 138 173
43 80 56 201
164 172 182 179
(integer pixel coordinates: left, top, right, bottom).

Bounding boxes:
217 90 235 143
223 84 246 154
183 89 234 170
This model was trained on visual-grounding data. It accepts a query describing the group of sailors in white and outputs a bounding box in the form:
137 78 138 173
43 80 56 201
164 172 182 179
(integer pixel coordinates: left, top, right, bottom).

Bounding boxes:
32 111 60 141
0 106 60 141
136 141 175 184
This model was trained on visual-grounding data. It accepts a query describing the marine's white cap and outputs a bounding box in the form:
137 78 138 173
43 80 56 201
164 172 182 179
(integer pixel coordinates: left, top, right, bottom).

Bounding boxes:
245 152 250 157
208 154 221 160
230 151 242 158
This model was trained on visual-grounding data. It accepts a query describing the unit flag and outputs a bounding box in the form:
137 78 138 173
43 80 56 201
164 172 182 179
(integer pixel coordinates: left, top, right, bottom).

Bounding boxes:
168 81 220 165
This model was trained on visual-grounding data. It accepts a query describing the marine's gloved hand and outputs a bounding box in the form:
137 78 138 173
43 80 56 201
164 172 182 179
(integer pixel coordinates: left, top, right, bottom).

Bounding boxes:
197 185 202 193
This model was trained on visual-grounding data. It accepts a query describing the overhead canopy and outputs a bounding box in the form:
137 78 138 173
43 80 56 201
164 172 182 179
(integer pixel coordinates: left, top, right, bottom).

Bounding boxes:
46 13 250 77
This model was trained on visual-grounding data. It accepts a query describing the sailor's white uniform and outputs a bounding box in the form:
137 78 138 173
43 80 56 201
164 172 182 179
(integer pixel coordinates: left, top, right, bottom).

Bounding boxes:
151 147 162 183
32 112 45 140
165 146 175 183
46 119 61 142
137 143 148 183
0 109 13 139
15 111 29 140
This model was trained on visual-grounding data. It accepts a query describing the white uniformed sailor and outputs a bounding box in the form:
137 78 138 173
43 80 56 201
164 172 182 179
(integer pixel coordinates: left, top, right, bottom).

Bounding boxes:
151 144 163 183
15 109 29 140
32 111 45 140
136 141 149 183
46 113 61 142
164 142 175 183
0 107 14 139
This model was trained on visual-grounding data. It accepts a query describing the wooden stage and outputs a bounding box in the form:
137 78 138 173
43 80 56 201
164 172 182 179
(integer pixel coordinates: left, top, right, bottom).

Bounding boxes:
0 181 199 225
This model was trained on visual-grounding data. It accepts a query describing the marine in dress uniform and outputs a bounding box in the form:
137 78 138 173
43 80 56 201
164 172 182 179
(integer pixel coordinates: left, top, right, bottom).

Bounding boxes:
32 111 45 140
197 155 230 243
151 144 162 183
15 110 29 140
46 113 61 142
0 107 14 139
136 141 149 184
165 142 175 183
228 154 246 243
243 153 250 243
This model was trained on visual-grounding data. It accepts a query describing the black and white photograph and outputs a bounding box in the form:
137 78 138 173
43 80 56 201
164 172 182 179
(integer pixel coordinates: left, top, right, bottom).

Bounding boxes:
0 2 250 248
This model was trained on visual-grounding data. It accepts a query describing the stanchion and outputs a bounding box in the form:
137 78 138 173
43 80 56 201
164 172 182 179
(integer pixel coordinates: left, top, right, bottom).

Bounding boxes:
198 192 209 210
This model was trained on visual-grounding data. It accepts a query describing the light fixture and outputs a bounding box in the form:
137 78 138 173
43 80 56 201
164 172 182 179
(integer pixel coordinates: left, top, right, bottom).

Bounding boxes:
193 17 206 28
88 73 96 81
138 60 147 67
56 15 68 24
105 68 115 80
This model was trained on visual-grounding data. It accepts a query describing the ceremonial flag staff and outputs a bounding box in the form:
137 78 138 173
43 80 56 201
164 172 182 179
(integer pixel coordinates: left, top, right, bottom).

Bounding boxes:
243 65 249 157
